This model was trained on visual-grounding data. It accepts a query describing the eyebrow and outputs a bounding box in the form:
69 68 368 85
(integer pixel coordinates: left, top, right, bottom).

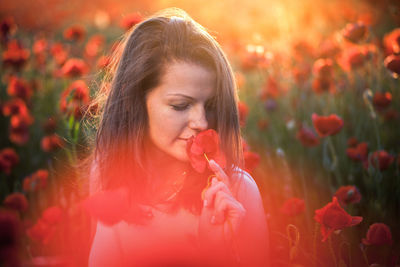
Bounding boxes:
166 93 194 100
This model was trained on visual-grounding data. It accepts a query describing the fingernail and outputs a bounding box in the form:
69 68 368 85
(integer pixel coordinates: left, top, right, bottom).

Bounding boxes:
211 215 216 224
203 199 208 207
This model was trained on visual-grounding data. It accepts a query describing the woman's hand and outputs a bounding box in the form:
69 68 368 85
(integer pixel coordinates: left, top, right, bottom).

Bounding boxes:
198 159 246 252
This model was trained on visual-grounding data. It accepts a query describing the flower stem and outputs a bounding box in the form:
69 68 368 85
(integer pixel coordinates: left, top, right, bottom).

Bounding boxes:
328 236 337 267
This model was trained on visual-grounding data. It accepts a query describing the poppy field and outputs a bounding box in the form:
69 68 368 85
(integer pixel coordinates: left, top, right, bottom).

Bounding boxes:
0 0 400 266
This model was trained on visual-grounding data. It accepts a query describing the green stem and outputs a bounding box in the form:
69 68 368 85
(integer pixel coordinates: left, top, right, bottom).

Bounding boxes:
327 137 343 186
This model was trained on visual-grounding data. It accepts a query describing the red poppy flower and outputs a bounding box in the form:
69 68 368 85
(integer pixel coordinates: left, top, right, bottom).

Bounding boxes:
342 22 367 43
186 129 226 173
369 150 394 171
261 77 281 100
120 13 143 30
60 80 90 119
238 101 249 127
362 223 393 246
26 218 55 245
244 151 260 173
334 185 361 206
373 92 392 110
384 54 400 78
96 55 111 69
3 193 28 212
318 39 341 58
33 38 48 55
41 134 65 152
296 126 320 147
280 197 305 216
23 169 48 192
383 28 400 55
312 113 344 137
241 44 272 70
63 25 86 41
314 197 362 242
7 76 33 101
292 64 311 85
347 137 358 147
313 58 334 78
2 98 29 117
85 34 104 58
61 58 88 78
0 148 19 175
50 42 68 66
42 206 62 225
312 77 335 94
2 39 30 69
346 142 368 162
9 113 34 145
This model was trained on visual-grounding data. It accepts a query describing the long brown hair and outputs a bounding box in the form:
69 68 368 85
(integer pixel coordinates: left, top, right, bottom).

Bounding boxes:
86 8 242 207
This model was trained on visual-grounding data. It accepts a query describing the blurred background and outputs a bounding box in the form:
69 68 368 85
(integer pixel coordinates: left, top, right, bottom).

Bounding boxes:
0 0 399 266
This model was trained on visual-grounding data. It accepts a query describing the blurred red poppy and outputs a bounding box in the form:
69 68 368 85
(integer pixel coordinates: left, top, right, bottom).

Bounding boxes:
60 80 90 119
238 101 249 127
383 28 400 55
362 223 393 246
3 193 28 212
186 129 226 173
244 151 260 173
97 55 111 70
120 13 143 30
292 63 311 85
63 25 86 41
384 54 400 78
342 22 367 43
347 137 358 147
346 142 368 162
296 126 320 147
372 92 392 110
9 113 34 145
41 134 65 152
314 197 362 241
312 113 344 137
369 150 394 171
312 77 335 94
2 39 30 69
23 169 48 192
318 39 341 58
280 197 305 216
2 98 29 117
61 58 88 78
7 76 33 101
26 218 56 245
261 77 281 99
85 34 104 58
50 42 68 66
334 185 361 206
241 44 272 70
42 206 62 225
313 58 334 78
0 148 19 175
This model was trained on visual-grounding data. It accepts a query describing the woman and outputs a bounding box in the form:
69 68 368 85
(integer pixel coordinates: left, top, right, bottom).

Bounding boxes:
87 8 269 266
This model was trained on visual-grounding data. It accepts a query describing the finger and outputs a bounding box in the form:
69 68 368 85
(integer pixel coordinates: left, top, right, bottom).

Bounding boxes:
212 191 232 224
209 159 230 187
202 180 230 209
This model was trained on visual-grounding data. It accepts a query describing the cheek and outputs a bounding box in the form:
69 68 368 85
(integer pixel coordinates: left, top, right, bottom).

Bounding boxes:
148 108 185 142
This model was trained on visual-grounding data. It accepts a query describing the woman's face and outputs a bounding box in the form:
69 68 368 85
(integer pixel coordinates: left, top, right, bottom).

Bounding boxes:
146 61 216 162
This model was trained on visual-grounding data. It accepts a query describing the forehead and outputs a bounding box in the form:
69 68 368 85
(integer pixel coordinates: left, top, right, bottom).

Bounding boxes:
156 61 216 99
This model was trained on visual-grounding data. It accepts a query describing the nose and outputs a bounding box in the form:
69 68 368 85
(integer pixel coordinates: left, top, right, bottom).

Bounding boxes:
188 105 208 132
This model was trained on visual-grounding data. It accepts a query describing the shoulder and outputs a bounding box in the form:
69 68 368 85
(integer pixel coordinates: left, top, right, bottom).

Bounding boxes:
230 167 260 200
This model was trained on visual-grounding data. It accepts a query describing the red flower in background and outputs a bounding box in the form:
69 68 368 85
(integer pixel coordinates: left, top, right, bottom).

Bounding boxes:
261 77 281 99
60 80 90 119
312 77 335 94
2 39 30 69
186 129 226 173
61 58 88 78
120 13 143 30
0 148 19 175
2 98 29 117
296 126 320 147
9 113 34 145
243 151 260 173
312 113 344 137
241 44 272 70
372 92 392 110
41 134 64 152
346 142 368 162
369 150 394 171
280 197 305 216
314 197 362 242
238 101 249 127
334 185 361 206
26 218 55 245
362 223 393 246
3 193 28 212
383 28 400 55
23 169 48 192
384 54 400 78
313 58 334 78
97 55 111 69
42 206 63 225
7 76 33 101
342 22 367 43
347 137 358 147
63 25 86 41
85 34 104 58
50 42 68 66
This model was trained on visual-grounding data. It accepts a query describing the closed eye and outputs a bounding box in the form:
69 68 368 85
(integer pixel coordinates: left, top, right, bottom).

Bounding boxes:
171 104 190 111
